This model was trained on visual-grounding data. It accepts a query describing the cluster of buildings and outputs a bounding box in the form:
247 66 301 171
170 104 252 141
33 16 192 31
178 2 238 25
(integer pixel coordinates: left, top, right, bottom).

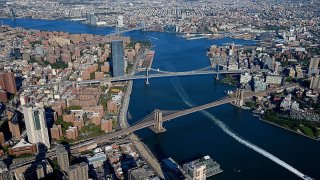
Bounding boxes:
1 0 319 37
0 20 152 179
207 21 320 137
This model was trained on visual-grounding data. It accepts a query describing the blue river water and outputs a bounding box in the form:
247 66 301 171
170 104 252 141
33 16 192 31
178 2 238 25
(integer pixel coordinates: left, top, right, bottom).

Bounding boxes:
2 18 320 180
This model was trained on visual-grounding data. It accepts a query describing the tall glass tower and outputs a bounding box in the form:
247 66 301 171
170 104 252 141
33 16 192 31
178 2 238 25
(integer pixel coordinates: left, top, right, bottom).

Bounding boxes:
111 40 125 77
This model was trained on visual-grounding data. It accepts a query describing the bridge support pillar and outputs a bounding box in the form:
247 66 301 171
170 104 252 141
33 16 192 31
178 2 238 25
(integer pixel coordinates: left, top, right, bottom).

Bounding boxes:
145 67 150 85
235 89 244 107
151 109 166 133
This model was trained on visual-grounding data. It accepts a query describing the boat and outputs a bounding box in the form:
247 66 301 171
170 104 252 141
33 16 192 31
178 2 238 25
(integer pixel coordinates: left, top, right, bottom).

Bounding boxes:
303 175 315 180
225 90 234 95
233 169 241 173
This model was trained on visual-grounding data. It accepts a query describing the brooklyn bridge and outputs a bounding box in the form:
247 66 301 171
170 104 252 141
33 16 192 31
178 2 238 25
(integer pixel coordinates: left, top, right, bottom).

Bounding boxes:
70 84 297 153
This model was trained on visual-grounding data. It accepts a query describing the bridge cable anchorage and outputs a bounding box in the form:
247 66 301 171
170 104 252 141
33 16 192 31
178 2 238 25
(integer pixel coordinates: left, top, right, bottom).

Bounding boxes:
234 89 244 107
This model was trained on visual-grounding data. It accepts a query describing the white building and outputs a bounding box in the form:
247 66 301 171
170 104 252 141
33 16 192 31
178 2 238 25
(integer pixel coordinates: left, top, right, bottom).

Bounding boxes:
265 75 282 85
23 106 50 149
117 15 124 28
240 73 252 84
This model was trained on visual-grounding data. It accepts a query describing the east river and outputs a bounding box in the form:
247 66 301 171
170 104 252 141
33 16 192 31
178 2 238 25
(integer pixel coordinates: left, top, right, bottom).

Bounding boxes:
3 18 320 180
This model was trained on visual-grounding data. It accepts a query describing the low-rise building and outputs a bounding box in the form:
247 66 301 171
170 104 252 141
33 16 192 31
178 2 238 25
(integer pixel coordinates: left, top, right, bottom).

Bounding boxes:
87 152 107 168
253 80 267 92
128 165 159 180
50 124 62 140
265 75 282 85
240 73 252 85
101 118 113 132
8 139 37 157
66 126 78 140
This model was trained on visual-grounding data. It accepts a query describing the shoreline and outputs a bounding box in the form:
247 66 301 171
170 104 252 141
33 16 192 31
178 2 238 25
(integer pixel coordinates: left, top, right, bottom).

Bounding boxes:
258 116 320 141
1 17 258 43
118 48 164 178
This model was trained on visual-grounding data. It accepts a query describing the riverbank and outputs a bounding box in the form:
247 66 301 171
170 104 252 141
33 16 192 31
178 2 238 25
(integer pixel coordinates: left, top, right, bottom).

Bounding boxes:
258 117 320 141
118 48 164 178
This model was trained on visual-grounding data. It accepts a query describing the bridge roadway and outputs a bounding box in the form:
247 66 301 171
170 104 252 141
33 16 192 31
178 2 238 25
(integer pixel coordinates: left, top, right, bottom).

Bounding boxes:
28 68 245 88
75 69 246 85
106 25 154 37
71 84 297 151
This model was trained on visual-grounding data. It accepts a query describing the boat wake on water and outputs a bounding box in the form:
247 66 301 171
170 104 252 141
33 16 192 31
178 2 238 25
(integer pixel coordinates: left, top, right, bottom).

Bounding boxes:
169 78 314 180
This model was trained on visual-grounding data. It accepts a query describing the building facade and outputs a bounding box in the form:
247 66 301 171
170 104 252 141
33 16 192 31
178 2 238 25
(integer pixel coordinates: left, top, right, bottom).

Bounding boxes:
310 76 320 90
68 162 89 180
0 71 17 94
308 57 320 75
56 144 69 173
23 106 50 149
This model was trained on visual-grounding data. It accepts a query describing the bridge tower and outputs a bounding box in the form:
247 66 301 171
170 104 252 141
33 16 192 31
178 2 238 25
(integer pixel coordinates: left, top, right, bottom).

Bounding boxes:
151 109 166 133
10 8 16 21
215 57 220 80
235 89 244 107
145 67 150 85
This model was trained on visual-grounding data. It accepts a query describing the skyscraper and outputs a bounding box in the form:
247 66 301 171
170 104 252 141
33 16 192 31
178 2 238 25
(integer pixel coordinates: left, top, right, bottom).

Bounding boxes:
111 41 125 77
56 144 69 173
23 106 50 149
0 71 17 94
68 162 88 180
13 48 21 59
117 15 124 28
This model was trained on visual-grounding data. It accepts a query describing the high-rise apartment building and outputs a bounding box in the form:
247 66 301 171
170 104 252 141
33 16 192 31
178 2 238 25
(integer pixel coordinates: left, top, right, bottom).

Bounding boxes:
308 57 320 75
56 144 69 173
111 41 125 77
0 71 17 94
310 76 320 90
23 106 50 149
68 162 88 180
8 120 21 139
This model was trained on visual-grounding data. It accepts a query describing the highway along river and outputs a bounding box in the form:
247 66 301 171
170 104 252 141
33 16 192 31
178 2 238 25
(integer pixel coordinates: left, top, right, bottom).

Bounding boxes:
3 18 320 180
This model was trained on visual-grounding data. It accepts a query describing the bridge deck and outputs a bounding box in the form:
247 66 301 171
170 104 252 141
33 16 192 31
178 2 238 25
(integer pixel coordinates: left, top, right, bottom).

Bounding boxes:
71 84 297 150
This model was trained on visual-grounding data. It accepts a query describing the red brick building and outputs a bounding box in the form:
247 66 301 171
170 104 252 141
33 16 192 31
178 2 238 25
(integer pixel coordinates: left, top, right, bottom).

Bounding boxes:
95 72 104 80
66 127 78 140
50 125 62 140
0 90 8 103
101 119 113 132
0 132 5 145
107 101 118 113
0 71 17 94
8 139 37 157
8 120 21 139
